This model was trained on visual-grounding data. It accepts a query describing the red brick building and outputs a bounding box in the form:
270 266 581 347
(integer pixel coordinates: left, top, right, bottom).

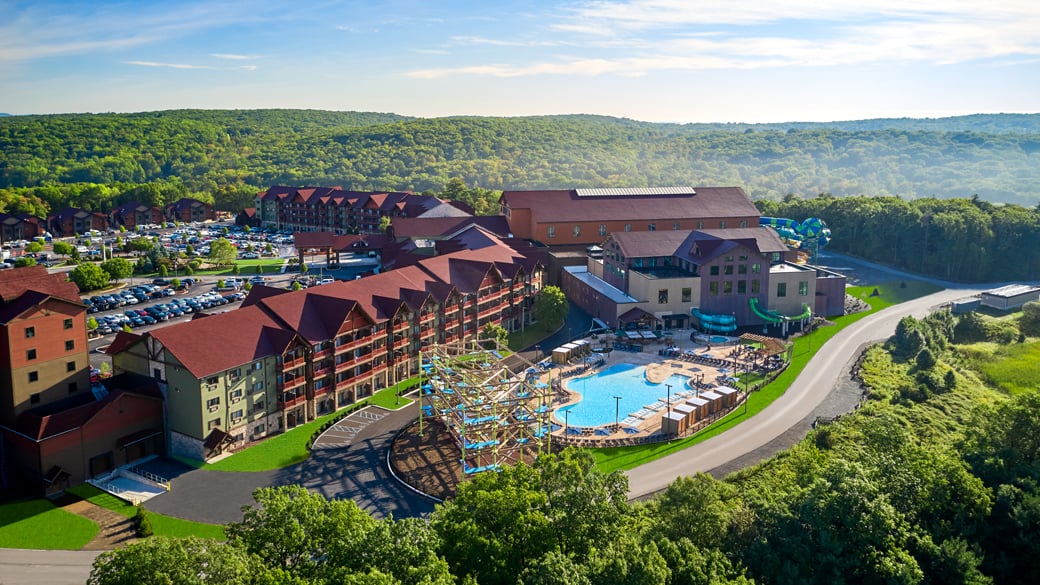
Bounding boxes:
47 207 108 237
0 213 45 244
165 198 216 223
110 201 164 230
0 266 91 425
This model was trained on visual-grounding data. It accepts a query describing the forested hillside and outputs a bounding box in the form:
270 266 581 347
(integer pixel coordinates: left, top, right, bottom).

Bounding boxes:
757 195 1040 282
2 111 1039 217
88 307 1040 585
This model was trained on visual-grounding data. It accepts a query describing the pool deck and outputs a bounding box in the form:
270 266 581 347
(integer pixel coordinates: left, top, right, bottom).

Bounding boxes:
543 330 758 447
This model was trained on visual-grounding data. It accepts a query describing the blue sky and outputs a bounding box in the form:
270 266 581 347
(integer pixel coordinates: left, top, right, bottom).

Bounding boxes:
2 0 1038 123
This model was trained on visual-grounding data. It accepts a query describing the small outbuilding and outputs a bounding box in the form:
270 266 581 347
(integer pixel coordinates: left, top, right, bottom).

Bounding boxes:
980 284 1040 312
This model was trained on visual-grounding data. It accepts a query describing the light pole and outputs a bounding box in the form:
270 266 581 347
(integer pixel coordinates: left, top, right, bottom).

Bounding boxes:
564 409 570 431
665 383 672 420
613 395 622 431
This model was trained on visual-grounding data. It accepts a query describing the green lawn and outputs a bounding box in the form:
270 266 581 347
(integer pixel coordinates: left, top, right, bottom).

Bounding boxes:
590 280 942 473
0 499 99 549
970 339 1040 395
66 484 226 540
181 383 414 472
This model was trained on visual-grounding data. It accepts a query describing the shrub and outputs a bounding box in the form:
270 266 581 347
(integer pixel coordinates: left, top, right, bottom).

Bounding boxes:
134 505 154 537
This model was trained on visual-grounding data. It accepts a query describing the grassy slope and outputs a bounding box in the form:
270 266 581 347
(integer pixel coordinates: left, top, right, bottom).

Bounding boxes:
65 484 226 540
591 280 942 473
0 499 99 549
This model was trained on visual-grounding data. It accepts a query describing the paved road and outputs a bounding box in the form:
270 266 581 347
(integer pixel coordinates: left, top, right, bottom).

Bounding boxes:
0 549 99 585
625 285 983 498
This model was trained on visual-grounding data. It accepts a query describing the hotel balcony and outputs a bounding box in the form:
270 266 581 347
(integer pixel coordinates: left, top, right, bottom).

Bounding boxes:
334 336 372 355
278 392 306 410
280 374 306 392
281 355 306 370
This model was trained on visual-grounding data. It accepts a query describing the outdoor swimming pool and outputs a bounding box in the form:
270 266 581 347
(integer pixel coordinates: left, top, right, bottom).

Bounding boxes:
558 363 690 428
709 335 730 344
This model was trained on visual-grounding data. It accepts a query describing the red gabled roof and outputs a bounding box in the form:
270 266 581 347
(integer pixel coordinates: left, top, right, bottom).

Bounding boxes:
105 331 142 356
0 265 81 305
147 305 299 378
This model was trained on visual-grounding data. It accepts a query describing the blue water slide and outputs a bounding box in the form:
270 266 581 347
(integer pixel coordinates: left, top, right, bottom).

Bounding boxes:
690 307 737 333
759 216 832 248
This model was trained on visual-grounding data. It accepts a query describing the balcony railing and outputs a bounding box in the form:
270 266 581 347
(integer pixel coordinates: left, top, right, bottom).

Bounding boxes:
280 375 306 392
281 355 306 370
277 393 306 410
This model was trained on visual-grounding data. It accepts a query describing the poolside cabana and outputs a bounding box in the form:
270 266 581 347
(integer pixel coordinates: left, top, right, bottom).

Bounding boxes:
699 390 723 414
673 402 696 425
552 347 570 364
661 411 687 435
713 385 739 408
686 396 709 421
618 306 660 332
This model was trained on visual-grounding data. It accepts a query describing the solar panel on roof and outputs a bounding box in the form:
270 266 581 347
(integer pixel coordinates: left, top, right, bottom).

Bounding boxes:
574 187 696 197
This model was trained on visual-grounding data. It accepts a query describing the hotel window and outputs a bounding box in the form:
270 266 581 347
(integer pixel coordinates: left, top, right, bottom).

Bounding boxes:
740 220 748 228
547 225 556 238
624 223 632 232
254 381 264 391
723 281 733 294
710 266 720 276
648 223 656 231
573 225 581 237
599 224 607 236
738 264 747 274
709 282 719 296
64 318 74 329
751 263 761 274
658 289 668 304
697 221 705 229
752 280 761 293
27 349 37 361
253 361 262 370
777 282 787 297
29 371 39 383
799 281 809 296
207 397 220 410
720 221 727 229
724 265 734 275
673 223 680 230
25 326 35 338
772 252 782 262
738 280 747 294
208 418 221 430
65 340 75 351
66 361 76 372
232 409 244 422
682 287 692 303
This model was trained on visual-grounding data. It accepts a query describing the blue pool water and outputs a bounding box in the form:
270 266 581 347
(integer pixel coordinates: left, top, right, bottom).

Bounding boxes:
709 335 730 344
558 363 689 428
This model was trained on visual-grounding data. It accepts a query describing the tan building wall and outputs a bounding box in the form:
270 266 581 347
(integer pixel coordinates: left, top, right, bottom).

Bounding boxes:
767 264 816 316
627 271 702 320
535 217 757 247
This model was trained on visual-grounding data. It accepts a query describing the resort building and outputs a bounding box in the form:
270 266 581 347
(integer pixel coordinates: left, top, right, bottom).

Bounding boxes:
47 207 108 237
0 266 163 496
0 213 45 244
110 201 164 230
561 227 846 332
498 187 761 247
254 186 452 235
165 198 216 224
109 232 545 459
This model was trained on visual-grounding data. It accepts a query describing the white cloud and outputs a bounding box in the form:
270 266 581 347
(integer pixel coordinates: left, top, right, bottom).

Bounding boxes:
210 53 257 60
407 0 1040 79
124 60 214 70
411 48 450 55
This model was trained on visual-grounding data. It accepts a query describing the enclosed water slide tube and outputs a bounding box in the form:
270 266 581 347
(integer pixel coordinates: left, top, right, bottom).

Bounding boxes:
748 297 785 324
759 217 832 248
690 307 737 333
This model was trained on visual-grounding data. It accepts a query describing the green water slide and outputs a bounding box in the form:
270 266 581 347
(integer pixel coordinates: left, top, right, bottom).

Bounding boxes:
749 297 785 324
789 303 812 321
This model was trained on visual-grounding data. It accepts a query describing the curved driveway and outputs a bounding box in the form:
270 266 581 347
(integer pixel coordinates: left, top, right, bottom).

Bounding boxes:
626 285 982 498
